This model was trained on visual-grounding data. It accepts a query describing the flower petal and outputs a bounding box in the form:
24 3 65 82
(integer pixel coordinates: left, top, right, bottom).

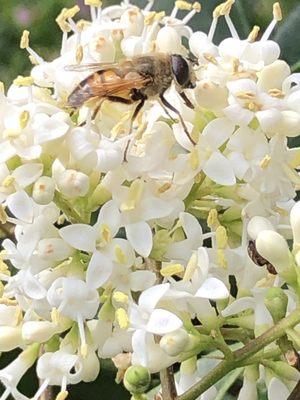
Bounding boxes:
203 152 236 186
86 251 113 289
146 309 183 334
59 224 97 252
125 221 153 257
195 278 229 300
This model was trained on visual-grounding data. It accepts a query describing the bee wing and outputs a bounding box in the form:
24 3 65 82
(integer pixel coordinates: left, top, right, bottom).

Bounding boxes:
64 62 120 72
68 69 151 107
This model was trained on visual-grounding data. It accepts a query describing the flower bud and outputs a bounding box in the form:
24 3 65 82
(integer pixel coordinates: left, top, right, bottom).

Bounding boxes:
264 287 288 323
32 176 55 205
22 321 57 343
195 81 228 111
37 238 74 262
124 366 151 394
89 35 116 63
81 350 100 382
264 360 300 382
257 60 290 91
247 217 275 240
156 26 182 54
56 169 89 198
0 326 23 351
120 8 144 38
160 328 189 356
255 230 292 275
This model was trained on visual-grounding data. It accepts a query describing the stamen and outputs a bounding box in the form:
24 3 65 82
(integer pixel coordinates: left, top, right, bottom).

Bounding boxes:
61 375 68 392
0 388 11 400
182 2 201 24
216 226 228 249
207 209 220 230
161 263 184 277
77 317 88 358
225 14 239 39
170 2 179 18
217 249 228 268
113 291 129 304
189 147 199 170
114 245 127 264
13 75 34 86
85 0 102 6
20 30 44 64
183 253 197 281
0 297 17 306
248 25 260 42
19 110 30 129
261 3 282 41
144 0 155 12
33 379 50 400
203 52 218 64
260 155 272 169
56 391 68 400
208 18 218 42
115 308 130 329
175 1 192 10
0 81 4 93
76 45 84 64
268 88 284 98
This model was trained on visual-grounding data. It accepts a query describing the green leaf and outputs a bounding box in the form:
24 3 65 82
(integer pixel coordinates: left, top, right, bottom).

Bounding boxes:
274 4 300 65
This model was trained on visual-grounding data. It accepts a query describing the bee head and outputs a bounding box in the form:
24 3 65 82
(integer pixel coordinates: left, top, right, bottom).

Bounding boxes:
171 54 196 90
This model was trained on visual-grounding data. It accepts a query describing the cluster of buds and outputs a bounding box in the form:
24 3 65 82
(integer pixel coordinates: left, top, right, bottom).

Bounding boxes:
1 1 300 400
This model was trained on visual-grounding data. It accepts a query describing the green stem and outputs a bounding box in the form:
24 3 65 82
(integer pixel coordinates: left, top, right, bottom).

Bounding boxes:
177 308 300 400
53 192 86 224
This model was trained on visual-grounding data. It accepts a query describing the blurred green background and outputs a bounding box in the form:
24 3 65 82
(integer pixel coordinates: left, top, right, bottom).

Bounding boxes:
0 0 300 399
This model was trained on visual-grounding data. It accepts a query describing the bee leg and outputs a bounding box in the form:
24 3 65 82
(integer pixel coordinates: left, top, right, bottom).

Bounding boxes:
123 97 147 162
179 91 195 110
159 94 196 145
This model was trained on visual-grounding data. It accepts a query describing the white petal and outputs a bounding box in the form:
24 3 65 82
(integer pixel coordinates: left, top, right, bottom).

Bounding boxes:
139 197 173 221
125 221 153 257
59 224 97 252
129 271 157 291
268 378 290 400
139 283 170 310
203 152 236 186
180 212 203 240
146 309 182 334
0 141 16 163
86 251 113 289
97 200 121 237
13 163 43 188
202 118 235 149
223 104 254 126
132 329 148 366
195 278 229 300
6 191 34 223
222 297 255 317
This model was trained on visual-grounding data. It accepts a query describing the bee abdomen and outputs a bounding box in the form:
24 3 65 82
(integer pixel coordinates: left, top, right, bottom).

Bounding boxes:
67 80 95 108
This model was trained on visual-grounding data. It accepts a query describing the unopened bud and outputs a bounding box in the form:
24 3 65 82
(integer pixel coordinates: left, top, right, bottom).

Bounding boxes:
22 321 57 343
247 216 275 240
256 230 292 275
264 287 288 323
56 169 89 198
264 360 300 381
124 366 151 394
160 329 189 356
33 176 55 205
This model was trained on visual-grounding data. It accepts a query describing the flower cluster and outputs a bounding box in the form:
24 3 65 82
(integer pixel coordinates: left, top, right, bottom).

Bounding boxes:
1 0 300 399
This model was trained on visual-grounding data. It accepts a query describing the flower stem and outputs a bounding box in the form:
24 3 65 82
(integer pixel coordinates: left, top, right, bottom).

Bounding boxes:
177 308 300 400
160 367 178 400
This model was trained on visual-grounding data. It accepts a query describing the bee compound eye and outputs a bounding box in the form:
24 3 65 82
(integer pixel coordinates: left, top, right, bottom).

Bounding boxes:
171 54 190 87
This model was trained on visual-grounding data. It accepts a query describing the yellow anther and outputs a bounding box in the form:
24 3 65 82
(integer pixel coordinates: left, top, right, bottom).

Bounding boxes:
235 91 255 100
20 30 30 49
246 102 262 112
19 110 30 129
0 205 7 224
268 88 284 98
183 253 198 282
175 1 192 11
273 2 282 21
232 58 240 74
55 391 69 400
161 263 184 277
190 147 199 170
80 343 88 358
56 9 71 32
203 53 218 65
155 11 166 20
2 175 15 188
260 155 272 169
217 249 228 269
99 224 112 245
3 128 21 139
274 206 288 217
51 308 60 325
207 209 219 230
0 81 4 92
0 298 17 306
193 2 202 12
157 182 172 194
13 76 34 86
0 259 10 275
247 25 260 42
213 0 235 17
144 11 156 25
116 308 130 330
15 306 23 325
121 180 144 211
64 5 80 19
114 245 127 264
85 0 102 6
216 226 228 249
77 20 89 31
113 291 129 304
76 45 84 64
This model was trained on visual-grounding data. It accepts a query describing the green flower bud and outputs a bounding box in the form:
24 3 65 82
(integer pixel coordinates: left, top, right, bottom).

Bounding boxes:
264 360 300 382
264 287 288 323
124 366 151 394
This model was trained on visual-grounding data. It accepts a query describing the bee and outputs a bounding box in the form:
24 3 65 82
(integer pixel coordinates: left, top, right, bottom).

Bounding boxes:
66 53 197 145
